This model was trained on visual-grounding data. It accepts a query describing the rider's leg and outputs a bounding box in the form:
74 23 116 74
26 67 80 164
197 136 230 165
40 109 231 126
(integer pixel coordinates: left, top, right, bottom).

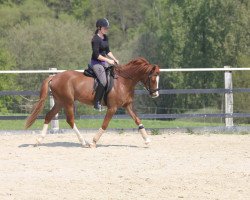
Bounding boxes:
92 64 107 110
94 84 105 110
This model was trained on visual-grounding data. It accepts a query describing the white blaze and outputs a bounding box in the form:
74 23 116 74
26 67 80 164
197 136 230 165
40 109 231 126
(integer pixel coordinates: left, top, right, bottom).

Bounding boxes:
156 75 159 96
152 75 159 98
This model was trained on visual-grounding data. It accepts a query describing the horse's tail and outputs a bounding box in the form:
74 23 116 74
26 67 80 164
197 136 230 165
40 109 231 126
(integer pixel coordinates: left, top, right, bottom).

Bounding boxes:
25 76 53 129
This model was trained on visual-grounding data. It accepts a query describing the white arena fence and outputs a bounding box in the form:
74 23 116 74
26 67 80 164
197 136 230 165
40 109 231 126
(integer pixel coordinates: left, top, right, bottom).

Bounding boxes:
1 67 250 131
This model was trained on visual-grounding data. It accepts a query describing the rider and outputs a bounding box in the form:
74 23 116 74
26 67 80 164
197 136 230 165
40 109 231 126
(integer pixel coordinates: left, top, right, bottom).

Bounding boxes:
90 18 119 111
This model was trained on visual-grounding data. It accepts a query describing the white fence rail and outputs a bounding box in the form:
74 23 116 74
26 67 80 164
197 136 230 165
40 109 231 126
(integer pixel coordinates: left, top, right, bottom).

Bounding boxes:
0 66 249 131
1 67 250 74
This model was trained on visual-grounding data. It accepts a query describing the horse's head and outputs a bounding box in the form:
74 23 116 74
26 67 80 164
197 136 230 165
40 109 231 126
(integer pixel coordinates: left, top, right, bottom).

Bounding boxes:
142 64 160 98
116 57 160 98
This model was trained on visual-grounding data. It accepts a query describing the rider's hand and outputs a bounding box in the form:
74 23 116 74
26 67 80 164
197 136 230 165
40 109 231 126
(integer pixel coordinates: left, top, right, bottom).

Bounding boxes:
114 59 119 65
108 59 115 65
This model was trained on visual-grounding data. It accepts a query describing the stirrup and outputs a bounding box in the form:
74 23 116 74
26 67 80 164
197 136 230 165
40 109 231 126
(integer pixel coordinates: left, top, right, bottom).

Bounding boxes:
94 102 103 112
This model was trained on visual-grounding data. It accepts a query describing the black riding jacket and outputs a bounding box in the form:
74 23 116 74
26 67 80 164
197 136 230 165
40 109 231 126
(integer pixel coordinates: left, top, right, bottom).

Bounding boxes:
91 34 110 61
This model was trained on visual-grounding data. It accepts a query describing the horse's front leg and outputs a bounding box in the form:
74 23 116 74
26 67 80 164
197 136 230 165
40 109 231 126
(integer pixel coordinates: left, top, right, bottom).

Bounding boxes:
90 107 117 148
125 104 151 145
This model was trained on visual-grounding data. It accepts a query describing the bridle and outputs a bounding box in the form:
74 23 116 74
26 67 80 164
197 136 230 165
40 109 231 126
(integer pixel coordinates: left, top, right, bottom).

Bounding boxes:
145 66 160 95
115 64 160 95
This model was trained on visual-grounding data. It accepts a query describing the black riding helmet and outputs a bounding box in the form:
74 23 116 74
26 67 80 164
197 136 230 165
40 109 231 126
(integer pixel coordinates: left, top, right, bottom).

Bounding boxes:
96 18 110 28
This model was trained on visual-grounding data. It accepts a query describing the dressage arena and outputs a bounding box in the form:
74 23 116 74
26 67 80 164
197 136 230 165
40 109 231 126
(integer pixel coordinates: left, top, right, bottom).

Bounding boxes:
0 131 249 200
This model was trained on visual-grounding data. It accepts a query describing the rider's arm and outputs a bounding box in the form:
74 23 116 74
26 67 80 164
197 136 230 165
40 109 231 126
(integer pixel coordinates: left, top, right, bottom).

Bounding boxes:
92 36 101 60
106 36 119 64
107 52 119 64
97 54 112 63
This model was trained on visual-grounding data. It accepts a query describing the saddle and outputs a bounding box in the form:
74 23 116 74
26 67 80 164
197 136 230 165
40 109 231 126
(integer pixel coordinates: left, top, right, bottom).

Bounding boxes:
83 64 115 105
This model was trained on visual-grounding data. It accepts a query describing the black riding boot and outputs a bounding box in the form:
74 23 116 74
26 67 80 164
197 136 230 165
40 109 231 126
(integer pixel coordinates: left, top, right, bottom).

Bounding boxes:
94 84 105 111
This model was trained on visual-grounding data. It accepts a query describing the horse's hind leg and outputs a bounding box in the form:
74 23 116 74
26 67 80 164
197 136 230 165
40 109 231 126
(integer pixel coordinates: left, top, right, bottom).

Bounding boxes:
65 104 89 147
35 104 62 146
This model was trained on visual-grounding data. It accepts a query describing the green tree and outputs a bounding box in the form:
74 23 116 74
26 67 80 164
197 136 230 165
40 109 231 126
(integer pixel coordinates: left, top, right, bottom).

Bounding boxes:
0 0 249 117
134 0 250 115
182 0 250 109
233 54 250 123
0 48 19 113
6 18 91 89
44 0 73 18
71 0 150 48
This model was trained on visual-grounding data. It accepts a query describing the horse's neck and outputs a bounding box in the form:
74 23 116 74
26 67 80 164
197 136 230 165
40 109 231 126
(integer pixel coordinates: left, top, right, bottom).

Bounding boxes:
119 65 148 83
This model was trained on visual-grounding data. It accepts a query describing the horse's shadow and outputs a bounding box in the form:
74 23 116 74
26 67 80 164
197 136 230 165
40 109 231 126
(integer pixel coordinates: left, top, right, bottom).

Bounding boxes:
18 142 144 148
19 142 81 148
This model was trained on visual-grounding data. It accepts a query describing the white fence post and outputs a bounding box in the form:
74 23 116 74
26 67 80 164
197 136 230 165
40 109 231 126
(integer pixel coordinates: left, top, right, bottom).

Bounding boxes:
224 66 234 127
49 68 59 133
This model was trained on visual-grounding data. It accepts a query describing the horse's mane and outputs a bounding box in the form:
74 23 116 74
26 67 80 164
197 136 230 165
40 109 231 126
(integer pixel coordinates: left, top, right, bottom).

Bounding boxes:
115 57 152 77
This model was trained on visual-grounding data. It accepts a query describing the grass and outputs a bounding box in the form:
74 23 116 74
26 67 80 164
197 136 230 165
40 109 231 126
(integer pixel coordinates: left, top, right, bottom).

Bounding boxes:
0 118 225 130
150 128 161 135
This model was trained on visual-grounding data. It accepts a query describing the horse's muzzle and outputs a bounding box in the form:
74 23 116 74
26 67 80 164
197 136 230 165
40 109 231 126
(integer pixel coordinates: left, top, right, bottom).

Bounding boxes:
151 91 159 98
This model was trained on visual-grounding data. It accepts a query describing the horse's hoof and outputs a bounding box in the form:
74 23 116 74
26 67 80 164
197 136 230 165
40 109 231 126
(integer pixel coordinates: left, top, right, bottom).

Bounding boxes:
34 138 41 147
89 142 97 148
82 141 90 148
145 138 151 145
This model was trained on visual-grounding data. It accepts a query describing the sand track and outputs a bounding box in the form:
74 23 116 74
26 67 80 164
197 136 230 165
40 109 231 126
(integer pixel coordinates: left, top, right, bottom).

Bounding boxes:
0 132 249 200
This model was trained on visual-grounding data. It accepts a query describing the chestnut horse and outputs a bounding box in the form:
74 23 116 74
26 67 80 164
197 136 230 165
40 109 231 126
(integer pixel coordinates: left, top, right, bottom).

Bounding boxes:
25 57 160 147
